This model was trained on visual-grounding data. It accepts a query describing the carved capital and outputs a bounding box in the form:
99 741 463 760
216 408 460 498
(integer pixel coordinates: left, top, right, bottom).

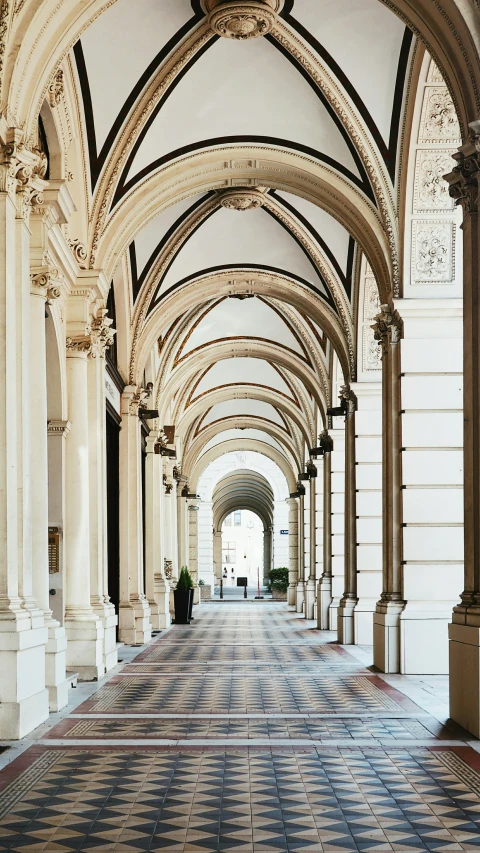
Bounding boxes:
65 335 92 355
0 129 47 217
165 482 174 495
202 0 281 39
339 384 357 414
89 309 115 359
319 429 333 454
30 267 63 303
445 128 480 214
371 304 403 354
127 386 149 415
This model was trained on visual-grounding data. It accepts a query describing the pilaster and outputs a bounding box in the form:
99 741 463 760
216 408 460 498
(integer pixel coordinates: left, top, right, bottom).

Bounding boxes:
118 386 152 645
287 497 298 606
305 464 317 619
329 425 345 629
338 387 358 643
145 435 171 631
317 435 332 629
372 304 405 673
444 132 479 732
295 488 305 613
0 131 51 737
189 500 201 605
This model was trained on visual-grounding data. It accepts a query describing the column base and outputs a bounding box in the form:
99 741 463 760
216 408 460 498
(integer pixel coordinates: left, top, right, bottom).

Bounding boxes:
65 614 106 681
0 621 49 739
295 581 305 613
328 597 340 631
149 576 172 631
92 601 119 672
400 606 451 674
45 622 69 712
449 622 480 737
118 597 152 646
287 583 297 607
337 597 357 644
317 577 332 629
304 579 316 619
373 600 405 673
351 599 377 645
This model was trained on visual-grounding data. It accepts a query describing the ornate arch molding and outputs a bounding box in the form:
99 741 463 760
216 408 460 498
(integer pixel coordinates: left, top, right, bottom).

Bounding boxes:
156 339 327 425
183 420 302 476
191 440 297 494
138 271 351 387
4 1 479 162
94 148 391 300
176 385 315 448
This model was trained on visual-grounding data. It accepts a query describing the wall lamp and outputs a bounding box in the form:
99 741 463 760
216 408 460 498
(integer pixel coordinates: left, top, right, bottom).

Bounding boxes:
326 398 347 418
138 408 159 420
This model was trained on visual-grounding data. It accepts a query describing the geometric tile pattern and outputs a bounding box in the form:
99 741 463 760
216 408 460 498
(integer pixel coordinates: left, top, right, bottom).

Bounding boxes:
51 716 440 742
1 749 480 851
1 601 479 853
85 675 402 714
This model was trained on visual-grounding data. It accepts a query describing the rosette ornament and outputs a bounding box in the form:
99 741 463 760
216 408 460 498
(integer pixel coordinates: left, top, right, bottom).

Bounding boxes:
219 188 266 211
202 0 282 40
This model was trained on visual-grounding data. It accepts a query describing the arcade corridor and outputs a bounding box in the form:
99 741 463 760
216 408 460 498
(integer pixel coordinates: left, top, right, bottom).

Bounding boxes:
0 602 480 852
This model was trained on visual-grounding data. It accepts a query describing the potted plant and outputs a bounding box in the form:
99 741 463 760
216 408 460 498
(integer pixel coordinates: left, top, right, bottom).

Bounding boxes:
181 566 195 621
174 567 193 624
269 567 289 601
199 579 211 601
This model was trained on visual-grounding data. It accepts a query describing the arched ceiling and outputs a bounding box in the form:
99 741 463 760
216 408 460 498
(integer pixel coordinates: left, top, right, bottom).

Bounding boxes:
36 0 430 489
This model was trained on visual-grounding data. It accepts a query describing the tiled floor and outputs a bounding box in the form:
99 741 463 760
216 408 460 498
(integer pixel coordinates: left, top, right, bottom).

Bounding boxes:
0 602 480 852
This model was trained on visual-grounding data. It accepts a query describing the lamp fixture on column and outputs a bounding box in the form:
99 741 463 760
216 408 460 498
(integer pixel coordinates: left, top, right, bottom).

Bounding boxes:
138 408 159 420
326 398 347 418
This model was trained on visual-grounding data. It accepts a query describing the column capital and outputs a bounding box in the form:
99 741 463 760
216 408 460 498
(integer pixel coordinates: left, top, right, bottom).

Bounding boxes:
121 384 149 416
30 266 63 303
445 125 480 214
88 309 115 358
371 303 403 354
339 384 357 414
319 429 334 453
0 128 47 219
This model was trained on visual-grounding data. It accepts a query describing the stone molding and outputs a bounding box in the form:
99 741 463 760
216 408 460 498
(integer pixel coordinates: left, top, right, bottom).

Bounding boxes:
47 420 71 437
201 1 281 40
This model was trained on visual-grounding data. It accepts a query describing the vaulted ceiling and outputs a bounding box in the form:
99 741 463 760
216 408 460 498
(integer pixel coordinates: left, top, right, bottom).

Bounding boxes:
67 0 416 484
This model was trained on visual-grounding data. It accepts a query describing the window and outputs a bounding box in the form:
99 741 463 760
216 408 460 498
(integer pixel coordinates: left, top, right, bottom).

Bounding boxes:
222 542 236 563
224 515 232 527
234 510 241 527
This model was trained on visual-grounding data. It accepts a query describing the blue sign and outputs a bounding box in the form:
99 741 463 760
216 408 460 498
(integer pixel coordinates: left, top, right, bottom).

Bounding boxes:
280 530 289 535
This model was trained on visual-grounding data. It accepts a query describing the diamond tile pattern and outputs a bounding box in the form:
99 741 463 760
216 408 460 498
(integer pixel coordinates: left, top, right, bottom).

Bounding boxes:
0 601 479 853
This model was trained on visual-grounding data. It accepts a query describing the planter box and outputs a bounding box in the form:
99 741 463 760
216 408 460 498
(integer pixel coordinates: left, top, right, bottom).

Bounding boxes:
200 585 211 601
272 588 287 601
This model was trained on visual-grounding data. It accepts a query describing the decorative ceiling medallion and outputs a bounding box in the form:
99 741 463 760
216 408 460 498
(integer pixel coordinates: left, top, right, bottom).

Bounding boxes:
202 1 282 40
219 188 266 211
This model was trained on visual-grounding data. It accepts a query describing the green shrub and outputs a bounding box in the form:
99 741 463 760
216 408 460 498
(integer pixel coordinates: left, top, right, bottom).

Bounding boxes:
269 567 289 593
198 579 205 586
176 567 191 592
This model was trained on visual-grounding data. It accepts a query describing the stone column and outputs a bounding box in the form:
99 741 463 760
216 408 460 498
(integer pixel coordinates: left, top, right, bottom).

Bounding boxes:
64 337 105 678
329 425 345 629
296 489 305 613
177 484 189 571
88 312 118 671
189 500 200 604
372 305 405 673
445 140 479 733
145 435 171 630
351 383 382 645
317 434 333 628
305 465 317 619
338 386 358 643
0 134 50 738
287 497 298 606
30 269 68 710
213 530 223 587
118 386 151 645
